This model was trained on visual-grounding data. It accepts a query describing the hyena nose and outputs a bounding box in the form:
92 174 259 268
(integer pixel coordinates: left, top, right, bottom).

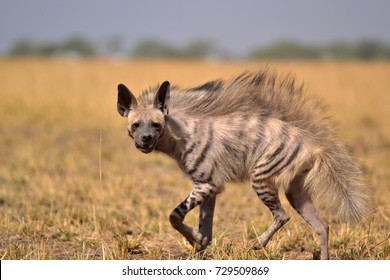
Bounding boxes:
141 134 152 143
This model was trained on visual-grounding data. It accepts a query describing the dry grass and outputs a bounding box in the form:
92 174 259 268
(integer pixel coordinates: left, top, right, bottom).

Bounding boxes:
0 58 389 260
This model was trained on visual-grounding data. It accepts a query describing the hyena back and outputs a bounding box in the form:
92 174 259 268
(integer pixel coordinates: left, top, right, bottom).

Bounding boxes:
117 70 369 260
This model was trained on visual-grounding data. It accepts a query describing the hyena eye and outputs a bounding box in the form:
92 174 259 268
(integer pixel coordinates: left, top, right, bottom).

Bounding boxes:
132 122 140 130
152 122 161 129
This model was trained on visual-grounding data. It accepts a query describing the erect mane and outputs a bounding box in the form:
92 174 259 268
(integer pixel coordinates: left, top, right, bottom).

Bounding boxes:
140 69 334 140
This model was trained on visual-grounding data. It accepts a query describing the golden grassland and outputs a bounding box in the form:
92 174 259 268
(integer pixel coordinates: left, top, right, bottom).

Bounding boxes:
0 58 389 260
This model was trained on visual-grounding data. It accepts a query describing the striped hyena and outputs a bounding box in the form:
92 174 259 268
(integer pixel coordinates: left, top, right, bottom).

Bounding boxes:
116 70 368 260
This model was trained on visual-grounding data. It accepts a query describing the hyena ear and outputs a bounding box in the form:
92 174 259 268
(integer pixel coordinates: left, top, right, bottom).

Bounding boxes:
117 84 137 117
154 81 170 115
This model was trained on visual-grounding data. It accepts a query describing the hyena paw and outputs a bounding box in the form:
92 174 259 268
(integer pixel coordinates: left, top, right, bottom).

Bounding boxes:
194 242 207 252
192 233 211 252
250 237 269 250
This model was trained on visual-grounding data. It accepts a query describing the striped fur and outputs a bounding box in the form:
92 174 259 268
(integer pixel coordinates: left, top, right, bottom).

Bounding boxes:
117 69 369 259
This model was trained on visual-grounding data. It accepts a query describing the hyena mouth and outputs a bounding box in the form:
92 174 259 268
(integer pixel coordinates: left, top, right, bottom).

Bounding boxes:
135 143 155 154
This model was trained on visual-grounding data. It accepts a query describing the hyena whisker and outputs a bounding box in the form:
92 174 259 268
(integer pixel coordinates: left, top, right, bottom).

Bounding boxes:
116 69 369 259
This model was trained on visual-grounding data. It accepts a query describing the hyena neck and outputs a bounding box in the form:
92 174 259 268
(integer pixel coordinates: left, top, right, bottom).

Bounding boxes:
155 115 189 159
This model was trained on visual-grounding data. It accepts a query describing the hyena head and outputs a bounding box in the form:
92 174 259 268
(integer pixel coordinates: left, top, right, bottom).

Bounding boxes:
117 81 170 154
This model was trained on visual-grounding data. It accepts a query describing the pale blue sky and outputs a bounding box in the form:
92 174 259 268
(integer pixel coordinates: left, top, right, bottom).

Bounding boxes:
1 0 389 55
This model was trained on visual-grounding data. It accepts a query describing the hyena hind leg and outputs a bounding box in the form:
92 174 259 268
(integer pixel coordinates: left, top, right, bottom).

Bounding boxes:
285 174 329 260
251 180 290 249
169 182 217 252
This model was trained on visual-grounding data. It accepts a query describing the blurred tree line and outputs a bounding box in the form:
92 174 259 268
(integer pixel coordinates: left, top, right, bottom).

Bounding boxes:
248 40 390 60
9 36 96 58
6 35 390 60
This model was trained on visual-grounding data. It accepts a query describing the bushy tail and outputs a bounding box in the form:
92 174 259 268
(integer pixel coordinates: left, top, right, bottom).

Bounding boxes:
305 142 370 222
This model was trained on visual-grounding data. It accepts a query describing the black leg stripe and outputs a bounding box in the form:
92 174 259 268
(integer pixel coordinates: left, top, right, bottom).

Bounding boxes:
173 208 184 218
252 184 267 190
255 190 274 197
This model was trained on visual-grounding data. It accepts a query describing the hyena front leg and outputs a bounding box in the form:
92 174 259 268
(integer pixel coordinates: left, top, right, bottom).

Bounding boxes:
169 182 217 251
251 179 290 249
198 196 216 250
